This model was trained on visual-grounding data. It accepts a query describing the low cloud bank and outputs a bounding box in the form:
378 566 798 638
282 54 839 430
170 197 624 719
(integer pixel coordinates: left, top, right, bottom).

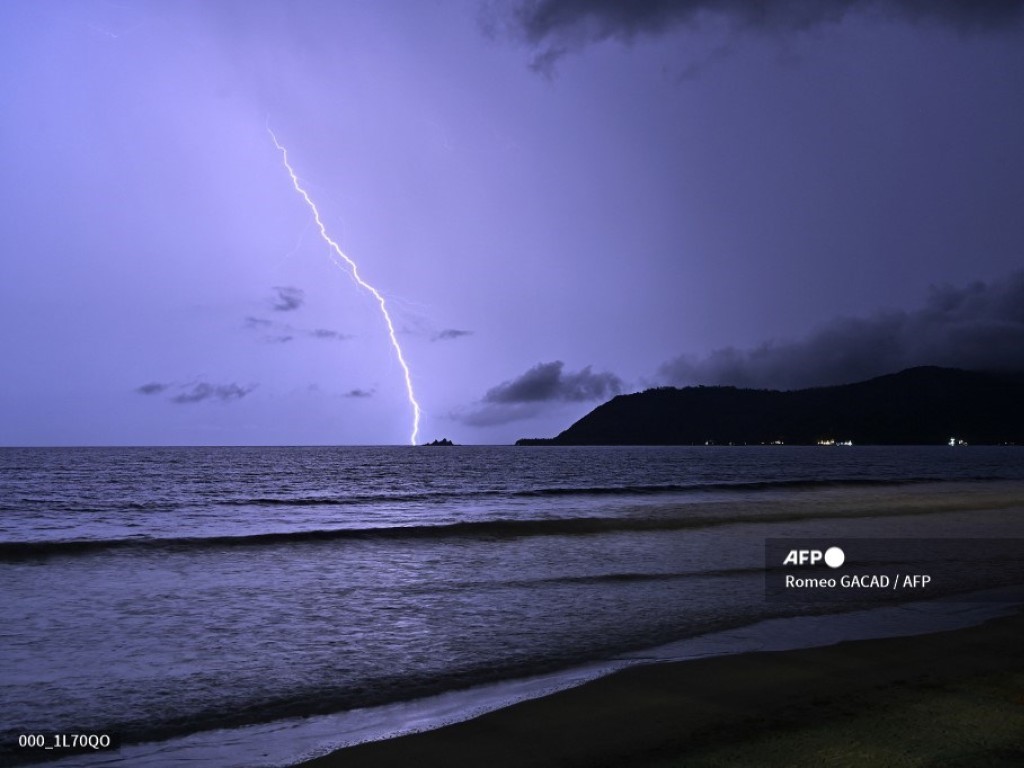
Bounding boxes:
458 360 623 425
660 271 1024 390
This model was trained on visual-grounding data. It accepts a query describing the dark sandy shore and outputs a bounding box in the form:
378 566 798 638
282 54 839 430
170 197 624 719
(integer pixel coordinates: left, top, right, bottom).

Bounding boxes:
297 609 1024 768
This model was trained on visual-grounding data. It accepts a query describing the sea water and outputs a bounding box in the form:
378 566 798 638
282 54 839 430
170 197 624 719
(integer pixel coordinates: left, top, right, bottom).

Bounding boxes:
2 446 1022 766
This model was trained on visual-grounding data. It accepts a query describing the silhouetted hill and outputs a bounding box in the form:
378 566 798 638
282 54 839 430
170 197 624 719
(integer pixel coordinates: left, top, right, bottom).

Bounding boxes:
516 367 1024 446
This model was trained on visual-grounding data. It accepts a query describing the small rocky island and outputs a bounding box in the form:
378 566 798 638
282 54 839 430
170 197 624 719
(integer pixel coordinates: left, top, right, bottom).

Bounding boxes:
423 438 457 446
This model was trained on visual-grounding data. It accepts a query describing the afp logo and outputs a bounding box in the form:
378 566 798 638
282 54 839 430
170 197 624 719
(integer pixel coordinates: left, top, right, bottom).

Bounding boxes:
783 546 845 569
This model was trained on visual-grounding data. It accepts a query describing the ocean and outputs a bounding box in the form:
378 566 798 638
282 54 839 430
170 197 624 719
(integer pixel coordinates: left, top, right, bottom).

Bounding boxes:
2 445 1023 767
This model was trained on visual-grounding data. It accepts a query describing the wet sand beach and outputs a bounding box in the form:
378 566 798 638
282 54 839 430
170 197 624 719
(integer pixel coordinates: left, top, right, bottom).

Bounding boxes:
298 609 1024 768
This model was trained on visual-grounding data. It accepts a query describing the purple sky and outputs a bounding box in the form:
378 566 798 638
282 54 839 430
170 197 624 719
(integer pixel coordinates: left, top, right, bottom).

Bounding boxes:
2 0 1023 446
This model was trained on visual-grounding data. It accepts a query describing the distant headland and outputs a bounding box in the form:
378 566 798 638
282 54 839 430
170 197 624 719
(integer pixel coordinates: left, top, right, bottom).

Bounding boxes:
422 438 457 447
516 367 1024 446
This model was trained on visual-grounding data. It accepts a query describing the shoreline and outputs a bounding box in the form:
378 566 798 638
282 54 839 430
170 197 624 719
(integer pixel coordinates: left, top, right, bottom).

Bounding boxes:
296 606 1024 768
27 595 1021 767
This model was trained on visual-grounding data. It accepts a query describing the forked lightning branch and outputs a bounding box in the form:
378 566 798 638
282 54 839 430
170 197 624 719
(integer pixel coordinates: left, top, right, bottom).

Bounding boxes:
268 127 423 445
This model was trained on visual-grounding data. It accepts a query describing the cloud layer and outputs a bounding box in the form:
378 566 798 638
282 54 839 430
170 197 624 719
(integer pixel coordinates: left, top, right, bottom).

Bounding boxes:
659 271 1024 390
244 316 351 344
136 381 256 404
344 388 374 398
433 328 473 342
271 286 305 312
513 0 1024 73
135 382 168 395
484 360 623 403
458 361 624 425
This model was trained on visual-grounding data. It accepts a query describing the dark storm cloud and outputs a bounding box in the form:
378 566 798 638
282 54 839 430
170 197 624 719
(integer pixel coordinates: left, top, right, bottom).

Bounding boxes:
455 360 624 426
135 382 169 395
171 382 256 404
270 286 305 312
484 360 624 403
512 0 1024 73
344 388 374 398
659 271 1024 390
433 328 474 341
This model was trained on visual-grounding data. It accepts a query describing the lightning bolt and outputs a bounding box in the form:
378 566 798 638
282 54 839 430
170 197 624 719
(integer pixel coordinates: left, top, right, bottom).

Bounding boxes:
268 128 422 446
